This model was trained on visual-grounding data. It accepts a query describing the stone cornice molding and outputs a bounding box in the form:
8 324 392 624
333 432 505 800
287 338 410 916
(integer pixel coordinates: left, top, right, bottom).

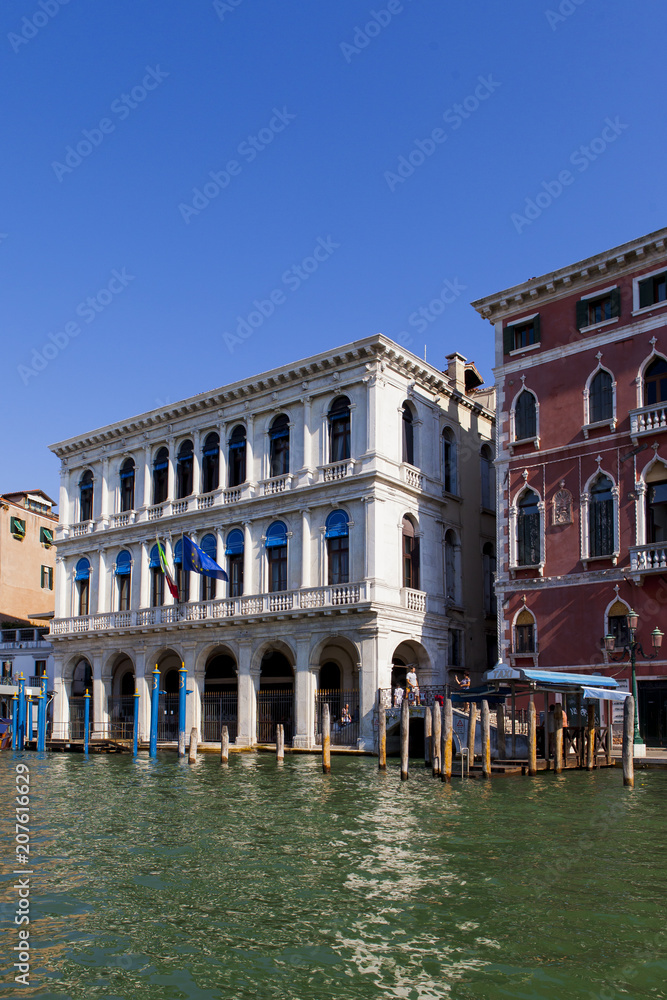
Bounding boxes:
472 227 667 322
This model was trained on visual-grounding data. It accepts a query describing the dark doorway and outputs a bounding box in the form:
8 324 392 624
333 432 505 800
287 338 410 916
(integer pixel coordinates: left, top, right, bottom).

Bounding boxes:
257 651 294 744
639 681 667 748
203 654 238 742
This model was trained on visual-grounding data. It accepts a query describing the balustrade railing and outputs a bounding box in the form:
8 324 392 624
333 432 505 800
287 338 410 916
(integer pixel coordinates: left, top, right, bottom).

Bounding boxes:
401 588 427 612
72 520 94 537
321 461 353 482
630 542 667 573
630 402 667 437
261 475 291 495
51 582 369 635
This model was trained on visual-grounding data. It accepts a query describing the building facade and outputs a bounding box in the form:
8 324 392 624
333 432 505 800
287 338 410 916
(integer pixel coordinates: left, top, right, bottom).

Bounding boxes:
472 227 667 746
0 490 57 623
49 335 496 748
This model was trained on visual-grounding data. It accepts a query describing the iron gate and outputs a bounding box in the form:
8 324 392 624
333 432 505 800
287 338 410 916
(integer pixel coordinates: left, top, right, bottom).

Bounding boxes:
108 696 135 739
202 691 238 743
257 689 293 744
315 690 359 746
69 697 86 740
157 694 179 741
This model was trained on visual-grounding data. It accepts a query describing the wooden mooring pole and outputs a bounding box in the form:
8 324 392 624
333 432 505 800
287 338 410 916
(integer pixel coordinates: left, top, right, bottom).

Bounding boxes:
496 703 506 760
586 702 595 771
528 699 537 776
188 728 198 763
424 705 432 769
276 724 284 761
442 698 453 783
554 703 564 774
378 690 387 771
322 704 331 774
467 702 477 766
622 695 634 788
400 698 409 781
432 703 441 777
481 700 491 779
220 725 229 764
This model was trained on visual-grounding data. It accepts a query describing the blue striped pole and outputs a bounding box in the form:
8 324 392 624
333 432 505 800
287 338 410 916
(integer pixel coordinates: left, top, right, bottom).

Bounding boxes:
17 675 26 751
84 689 91 755
133 689 139 756
149 666 160 758
178 662 187 757
26 696 32 745
38 672 48 751
12 694 18 750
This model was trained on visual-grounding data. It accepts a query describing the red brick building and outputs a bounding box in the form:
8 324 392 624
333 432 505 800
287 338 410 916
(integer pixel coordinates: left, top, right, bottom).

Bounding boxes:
472 228 667 747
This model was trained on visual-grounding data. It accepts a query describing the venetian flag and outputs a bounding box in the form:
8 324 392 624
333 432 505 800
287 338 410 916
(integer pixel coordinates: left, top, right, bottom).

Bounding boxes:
182 535 228 581
156 535 180 601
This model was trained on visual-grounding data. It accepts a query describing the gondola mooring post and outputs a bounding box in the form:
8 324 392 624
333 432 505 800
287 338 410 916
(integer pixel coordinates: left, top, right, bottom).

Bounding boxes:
12 693 18 751
133 689 140 756
378 690 387 771
84 689 91 755
38 671 48 752
17 674 26 751
149 665 160 758
400 697 409 781
178 662 187 758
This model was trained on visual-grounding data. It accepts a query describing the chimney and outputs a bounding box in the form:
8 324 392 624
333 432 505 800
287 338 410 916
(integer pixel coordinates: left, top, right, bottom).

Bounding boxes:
445 352 467 392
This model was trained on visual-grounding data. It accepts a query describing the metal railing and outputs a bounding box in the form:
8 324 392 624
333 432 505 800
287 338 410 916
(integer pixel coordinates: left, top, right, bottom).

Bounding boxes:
157 694 179 742
314 690 359 746
107 696 135 739
257 689 293 745
201 691 238 743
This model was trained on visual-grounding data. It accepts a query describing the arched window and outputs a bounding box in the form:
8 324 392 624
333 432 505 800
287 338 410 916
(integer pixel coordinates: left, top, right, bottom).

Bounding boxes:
149 545 164 607
79 470 93 522
483 542 496 616
325 510 349 585
228 425 247 487
176 440 193 499
266 521 287 593
200 534 217 602
481 444 495 509
402 516 420 590
589 474 614 556
443 428 457 494
153 447 169 505
269 414 290 478
225 529 244 597
120 458 135 512
173 539 189 602
646 464 667 543
517 489 540 566
515 390 537 441
607 600 630 651
402 403 414 465
444 529 460 605
328 396 351 463
644 356 667 406
514 608 535 653
75 558 90 616
202 433 220 493
589 370 613 423
115 550 132 611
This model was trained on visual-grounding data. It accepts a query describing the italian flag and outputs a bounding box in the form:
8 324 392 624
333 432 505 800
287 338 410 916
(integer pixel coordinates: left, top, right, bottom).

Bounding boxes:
156 536 179 602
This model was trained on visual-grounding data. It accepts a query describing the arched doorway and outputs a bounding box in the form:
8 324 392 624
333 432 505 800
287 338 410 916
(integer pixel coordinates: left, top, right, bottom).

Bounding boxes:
109 654 135 739
202 652 238 743
315 638 360 747
156 651 181 742
70 659 92 740
257 651 294 745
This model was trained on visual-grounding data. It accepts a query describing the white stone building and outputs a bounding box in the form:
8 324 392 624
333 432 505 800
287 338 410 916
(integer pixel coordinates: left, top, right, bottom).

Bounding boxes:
49 335 495 749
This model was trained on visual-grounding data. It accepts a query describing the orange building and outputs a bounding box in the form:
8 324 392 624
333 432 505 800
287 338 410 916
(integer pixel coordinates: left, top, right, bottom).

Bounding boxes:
0 490 58 624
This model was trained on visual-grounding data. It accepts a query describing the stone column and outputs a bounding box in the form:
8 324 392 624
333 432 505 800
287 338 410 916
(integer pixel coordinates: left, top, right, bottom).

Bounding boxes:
100 456 110 526
301 396 313 483
164 537 175 605
96 549 108 614
358 625 386 750
245 416 255 487
58 465 70 533
92 651 106 739
141 443 152 510
55 555 68 619
243 521 254 595
300 509 311 589
135 647 149 741
139 541 150 610
293 636 314 748
362 496 376 581
219 422 228 490
236 640 255 746
51 654 68 740
183 644 198 738
192 429 201 497
167 436 175 501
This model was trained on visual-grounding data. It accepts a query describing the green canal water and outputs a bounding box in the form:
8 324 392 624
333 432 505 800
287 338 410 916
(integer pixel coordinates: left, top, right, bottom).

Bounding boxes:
1 752 666 1000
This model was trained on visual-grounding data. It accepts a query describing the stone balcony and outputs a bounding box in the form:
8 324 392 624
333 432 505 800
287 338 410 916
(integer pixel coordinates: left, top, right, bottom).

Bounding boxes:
630 402 667 440
401 587 427 612
50 582 371 636
629 542 667 579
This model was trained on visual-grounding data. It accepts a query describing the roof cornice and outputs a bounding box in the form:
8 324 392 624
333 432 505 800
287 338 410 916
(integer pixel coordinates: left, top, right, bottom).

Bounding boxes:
471 226 667 323
49 335 494 459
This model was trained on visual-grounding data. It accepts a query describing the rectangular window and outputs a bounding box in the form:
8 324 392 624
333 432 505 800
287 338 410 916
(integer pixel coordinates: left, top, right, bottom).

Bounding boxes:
576 288 620 329
503 314 541 354
41 566 53 590
639 271 667 309
151 568 165 607
608 616 629 650
228 554 243 597
40 526 54 547
118 574 131 611
328 536 349 586
515 624 534 653
268 546 287 592
10 517 26 539
35 660 47 678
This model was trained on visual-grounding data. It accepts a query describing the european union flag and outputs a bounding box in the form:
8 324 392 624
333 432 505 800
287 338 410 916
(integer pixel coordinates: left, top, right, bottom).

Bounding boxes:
182 535 228 581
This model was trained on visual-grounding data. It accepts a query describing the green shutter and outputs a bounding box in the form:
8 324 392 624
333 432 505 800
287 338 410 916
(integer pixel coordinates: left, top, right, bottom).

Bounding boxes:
639 278 652 309
503 325 515 355
610 287 621 318
576 300 589 329
532 314 541 343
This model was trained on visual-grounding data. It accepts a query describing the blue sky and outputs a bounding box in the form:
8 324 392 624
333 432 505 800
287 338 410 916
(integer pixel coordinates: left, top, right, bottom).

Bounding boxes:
3 0 666 502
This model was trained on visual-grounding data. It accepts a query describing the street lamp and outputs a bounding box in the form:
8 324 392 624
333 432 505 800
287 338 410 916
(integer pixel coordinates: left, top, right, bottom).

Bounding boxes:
604 610 663 751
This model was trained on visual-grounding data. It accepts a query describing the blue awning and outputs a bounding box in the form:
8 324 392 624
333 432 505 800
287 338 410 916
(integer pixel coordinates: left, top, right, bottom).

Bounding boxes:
75 559 90 581
120 468 134 479
265 521 287 548
483 665 619 690
225 529 244 556
325 510 349 539
115 550 132 575
149 545 161 569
